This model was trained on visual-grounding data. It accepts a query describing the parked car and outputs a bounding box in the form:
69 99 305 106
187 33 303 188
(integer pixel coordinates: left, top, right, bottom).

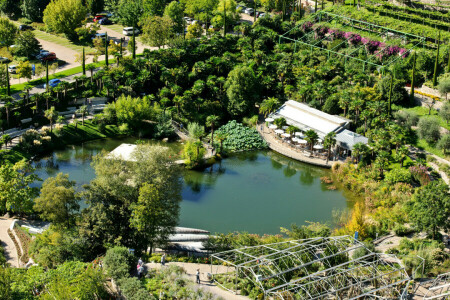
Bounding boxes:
8 65 17 73
93 15 106 22
258 12 268 18
244 8 255 15
98 18 112 25
92 33 107 40
123 27 140 36
0 57 10 63
36 50 50 59
44 79 62 89
19 24 33 31
40 52 57 62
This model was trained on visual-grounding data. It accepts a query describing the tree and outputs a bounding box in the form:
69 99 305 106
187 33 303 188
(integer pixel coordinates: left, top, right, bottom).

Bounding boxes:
440 101 450 125
259 97 280 117
21 0 50 22
0 17 17 47
34 173 80 227
225 65 260 118
323 132 336 163
17 61 32 83
395 146 409 167
410 51 416 105
212 0 239 34
437 134 450 155
116 0 142 27
140 15 173 49
43 0 87 40
103 246 133 281
432 32 440 87
186 23 203 39
143 0 166 16
0 0 21 17
417 118 441 144
438 78 450 100
0 160 40 214
304 129 319 151
77 105 89 125
206 115 220 151
44 106 58 132
130 182 180 254
164 1 184 34
407 180 450 239
86 0 104 16
14 31 41 58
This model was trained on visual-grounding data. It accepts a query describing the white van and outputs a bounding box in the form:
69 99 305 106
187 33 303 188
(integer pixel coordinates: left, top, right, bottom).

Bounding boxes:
123 27 140 36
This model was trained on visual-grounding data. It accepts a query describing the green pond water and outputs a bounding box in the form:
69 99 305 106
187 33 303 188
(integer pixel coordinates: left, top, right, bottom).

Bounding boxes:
32 137 356 235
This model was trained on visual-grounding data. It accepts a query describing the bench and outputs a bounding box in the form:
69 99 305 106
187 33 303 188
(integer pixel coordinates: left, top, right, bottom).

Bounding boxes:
20 118 32 125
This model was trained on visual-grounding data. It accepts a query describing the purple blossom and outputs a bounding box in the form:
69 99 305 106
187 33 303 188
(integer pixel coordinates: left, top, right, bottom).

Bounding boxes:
399 48 409 58
365 40 382 54
313 25 329 39
301 21 313 33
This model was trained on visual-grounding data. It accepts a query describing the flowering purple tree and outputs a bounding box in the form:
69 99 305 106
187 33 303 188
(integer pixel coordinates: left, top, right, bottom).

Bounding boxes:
301 21 314 33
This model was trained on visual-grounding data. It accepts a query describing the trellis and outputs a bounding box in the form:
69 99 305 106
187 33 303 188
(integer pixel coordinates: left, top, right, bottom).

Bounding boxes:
210 236 411 299
279 12 427 72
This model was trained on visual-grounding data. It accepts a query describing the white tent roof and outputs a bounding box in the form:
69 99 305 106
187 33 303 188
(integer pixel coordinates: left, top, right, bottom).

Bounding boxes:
107 143 137 162
271 100 350 137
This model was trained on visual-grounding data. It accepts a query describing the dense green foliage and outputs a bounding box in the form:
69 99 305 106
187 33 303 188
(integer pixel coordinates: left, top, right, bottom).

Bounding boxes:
213 120 267 152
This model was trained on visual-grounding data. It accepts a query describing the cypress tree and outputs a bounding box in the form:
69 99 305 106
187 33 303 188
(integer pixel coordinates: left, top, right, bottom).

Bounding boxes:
223 0 226 37
432 31 440 87
46 61 49 92
314 0 317 13
132 28 136 60
105 32 109 67
410 52 416 105
388 75 393 117
120 38 123 58
82 47 86 75
6 64 10 96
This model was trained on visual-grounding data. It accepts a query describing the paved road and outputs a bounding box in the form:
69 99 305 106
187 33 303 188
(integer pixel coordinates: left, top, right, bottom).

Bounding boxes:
0 217 19 267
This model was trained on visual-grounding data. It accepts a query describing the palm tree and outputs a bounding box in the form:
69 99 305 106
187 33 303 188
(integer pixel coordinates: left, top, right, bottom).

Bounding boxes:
215 131 227 154
396 146 409 167
352 142 369 164
323 132 337 163
23 82 33 104
4 100 13 127
304 129 319 151
2 134 12 148
86 64 96 83
57 115 65 124
206 115 220 151
44 106 58 132
77 105 89 126
259 97 281 117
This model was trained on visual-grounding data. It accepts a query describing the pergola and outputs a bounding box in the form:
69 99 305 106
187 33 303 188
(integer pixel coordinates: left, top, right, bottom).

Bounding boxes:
279 12 427 72
210 236 411 299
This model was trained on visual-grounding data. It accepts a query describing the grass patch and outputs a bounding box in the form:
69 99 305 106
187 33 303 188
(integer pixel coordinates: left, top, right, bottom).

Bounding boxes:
416 138 449 160
0 148 31 163
32 30 94 53
402 106 449 131
106 24 125 34
8 61 106 94
58 120 121 145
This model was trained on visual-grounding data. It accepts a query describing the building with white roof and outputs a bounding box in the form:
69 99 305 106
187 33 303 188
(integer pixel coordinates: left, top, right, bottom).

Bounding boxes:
270 100 368 152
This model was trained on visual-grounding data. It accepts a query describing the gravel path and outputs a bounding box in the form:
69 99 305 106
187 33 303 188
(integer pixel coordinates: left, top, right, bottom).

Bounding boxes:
0 217 19 267
145 262 248 300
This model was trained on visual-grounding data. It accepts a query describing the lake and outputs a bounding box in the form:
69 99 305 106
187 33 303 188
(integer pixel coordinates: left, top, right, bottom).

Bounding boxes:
33 137 356 234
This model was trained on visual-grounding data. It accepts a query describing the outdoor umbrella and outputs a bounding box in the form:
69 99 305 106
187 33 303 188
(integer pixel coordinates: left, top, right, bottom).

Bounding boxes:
313 145 324 150
282 126 289 130
265 118 274 122
274 129 284 134
298 139 307 144
292 137 299 142
269 124 277 129
282 133 291 138
295 132 303 137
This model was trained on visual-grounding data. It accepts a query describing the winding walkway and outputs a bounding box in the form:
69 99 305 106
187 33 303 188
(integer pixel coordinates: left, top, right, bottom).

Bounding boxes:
0 217 19 267
144 262 248 300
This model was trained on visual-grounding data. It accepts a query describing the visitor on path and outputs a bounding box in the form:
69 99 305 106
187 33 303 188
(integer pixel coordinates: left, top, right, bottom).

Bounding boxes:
161 254 166 266
138 258 143 266
137 264 143 278
196 269 201 284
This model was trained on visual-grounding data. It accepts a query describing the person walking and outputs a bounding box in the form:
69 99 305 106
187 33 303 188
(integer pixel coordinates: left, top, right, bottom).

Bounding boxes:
138 258 143 266
196 269 201 284
161 254 166 266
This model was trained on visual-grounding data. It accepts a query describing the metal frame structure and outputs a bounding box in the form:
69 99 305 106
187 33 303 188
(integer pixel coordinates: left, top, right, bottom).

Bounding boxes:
210 236 411 299
279 12 427 71
423 272 450 300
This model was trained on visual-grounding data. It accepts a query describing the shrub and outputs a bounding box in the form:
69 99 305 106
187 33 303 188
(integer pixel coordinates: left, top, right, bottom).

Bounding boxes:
214 120 267 152
118 277 154 300
409 165 430 186
384 168 412 184
417 118 441 144
103 247 134 281
394 110 419 128
437 134 450 154
393 224 414 236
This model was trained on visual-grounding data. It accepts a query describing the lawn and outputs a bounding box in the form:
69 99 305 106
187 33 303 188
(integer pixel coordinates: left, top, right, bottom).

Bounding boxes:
32 30 94 53
416 138 449 160
58 120 121 145
402 105 449 131
8 61 106 94
106 24 125 35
